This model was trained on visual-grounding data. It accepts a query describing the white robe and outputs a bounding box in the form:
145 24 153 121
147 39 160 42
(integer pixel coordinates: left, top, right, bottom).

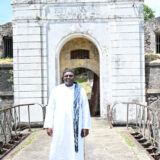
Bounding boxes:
44 84 91 160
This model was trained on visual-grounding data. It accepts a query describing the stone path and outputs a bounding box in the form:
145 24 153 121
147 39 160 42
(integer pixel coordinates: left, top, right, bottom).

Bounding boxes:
4 118 151 160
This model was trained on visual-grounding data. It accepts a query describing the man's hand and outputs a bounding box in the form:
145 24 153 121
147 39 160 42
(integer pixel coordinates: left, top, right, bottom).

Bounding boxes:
47 128 53 136
82 129 89 137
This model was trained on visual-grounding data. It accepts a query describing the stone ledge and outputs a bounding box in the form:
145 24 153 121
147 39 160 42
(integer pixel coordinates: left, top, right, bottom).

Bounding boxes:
0 91 13 96
0 63 13 68
11 0 143 5
145 61 160 67
147 89 160 94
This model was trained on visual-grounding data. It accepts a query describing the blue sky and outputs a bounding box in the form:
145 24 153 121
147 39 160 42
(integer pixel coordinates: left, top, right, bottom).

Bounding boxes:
0 0 160 24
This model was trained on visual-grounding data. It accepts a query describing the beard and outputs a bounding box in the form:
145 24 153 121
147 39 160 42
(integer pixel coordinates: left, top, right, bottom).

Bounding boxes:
64 80 74 86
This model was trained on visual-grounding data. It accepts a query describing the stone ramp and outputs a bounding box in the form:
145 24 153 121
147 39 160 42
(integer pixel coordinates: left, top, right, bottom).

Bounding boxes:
4 118 151 160
85 118 151 160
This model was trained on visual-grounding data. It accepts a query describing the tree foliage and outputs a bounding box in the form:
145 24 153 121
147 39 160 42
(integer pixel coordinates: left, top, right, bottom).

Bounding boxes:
143 4 155 21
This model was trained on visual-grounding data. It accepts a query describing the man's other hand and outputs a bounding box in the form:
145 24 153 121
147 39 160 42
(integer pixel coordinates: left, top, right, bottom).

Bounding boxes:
82 129 89 137
47 128 53 136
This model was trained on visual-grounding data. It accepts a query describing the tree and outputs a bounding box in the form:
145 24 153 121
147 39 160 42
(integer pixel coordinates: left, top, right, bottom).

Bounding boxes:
143 4 155 21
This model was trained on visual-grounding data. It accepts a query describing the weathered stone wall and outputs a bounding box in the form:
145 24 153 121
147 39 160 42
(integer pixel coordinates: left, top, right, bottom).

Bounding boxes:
0 22 12 58
0 63 13 145
144 17 160 54
145 61 160 104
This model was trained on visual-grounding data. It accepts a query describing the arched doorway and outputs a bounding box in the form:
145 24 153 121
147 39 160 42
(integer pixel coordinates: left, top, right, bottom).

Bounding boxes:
59 37 100 116
74 68 100 116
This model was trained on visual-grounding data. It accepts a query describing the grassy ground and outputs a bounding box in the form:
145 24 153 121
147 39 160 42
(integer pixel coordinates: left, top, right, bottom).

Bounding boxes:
75 74 92 94
0 57 13 64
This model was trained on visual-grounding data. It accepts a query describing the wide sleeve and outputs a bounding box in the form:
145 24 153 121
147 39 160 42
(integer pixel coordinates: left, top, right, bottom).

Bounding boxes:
81 88 91 129
43 89 56 129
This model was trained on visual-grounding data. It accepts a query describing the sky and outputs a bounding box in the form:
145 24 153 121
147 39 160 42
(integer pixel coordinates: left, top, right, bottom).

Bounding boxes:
0 0 160 24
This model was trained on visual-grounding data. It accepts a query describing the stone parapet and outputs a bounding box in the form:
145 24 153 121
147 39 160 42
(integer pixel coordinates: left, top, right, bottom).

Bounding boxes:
11 0 144 4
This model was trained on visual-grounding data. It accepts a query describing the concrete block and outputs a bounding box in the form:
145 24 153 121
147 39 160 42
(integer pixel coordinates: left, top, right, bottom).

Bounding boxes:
112 89 144 96
14 56 47 64
14 70 47 78
13 27 40 35
14 77 47 85
112 61 144 69
13 49 47 57
14 84 47 92
14 63 47 70
14 42 41 50
112 83 145 90
112 55 145 62
112 75 145 83
112 68 145 76
14 35 41 42
14 91 47 98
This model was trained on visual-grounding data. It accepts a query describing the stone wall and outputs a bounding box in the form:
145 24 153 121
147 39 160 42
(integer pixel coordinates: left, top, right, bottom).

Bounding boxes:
0 22 12 58
0 63 13 145
145 61 160 104
144 17 160 54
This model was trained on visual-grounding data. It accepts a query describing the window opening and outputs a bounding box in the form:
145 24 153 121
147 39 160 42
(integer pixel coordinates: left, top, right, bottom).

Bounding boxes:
70 49 89 59
3 37 13 58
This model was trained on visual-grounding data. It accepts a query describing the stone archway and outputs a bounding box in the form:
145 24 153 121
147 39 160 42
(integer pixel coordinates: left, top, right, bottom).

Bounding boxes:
59 38 99 78
59 37 100 116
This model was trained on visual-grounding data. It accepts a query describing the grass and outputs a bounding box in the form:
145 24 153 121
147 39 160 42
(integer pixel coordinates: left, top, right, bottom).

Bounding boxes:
16 136 35 152
0 57 13 64
145 54 160 62
117 131 135 147
120 134 135 147
75 73 92 94
77 81 92 93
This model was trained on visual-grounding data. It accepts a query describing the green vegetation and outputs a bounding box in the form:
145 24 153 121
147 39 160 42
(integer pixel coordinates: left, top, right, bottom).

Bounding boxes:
143 4 155 21
145 54 160 62
120 134 135 147
16 136 35 152
75 73 92 94
77 81 92 93
7 70 13 83
117 131 135 147
25 136 35 145
0 57 13 64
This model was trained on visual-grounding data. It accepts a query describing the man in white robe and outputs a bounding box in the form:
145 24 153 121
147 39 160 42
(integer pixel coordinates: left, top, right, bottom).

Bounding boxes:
44 68 91 160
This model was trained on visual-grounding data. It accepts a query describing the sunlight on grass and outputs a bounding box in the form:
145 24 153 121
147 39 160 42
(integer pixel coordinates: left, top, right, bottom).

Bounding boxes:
77 81 92 93
117 131 135 147
16 136 35 152
0 57 13 64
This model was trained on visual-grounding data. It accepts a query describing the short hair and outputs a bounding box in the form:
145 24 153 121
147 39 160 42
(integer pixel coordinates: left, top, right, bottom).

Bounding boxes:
63 68 75 76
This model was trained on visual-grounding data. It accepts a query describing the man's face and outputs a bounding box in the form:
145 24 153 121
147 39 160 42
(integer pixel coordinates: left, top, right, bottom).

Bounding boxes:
63 72 75 87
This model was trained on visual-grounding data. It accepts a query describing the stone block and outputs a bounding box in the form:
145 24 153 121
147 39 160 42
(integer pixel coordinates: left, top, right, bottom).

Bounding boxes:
112 68 145 76
14 84 47 92
14 77 47 85
13 56 47 64
112 75 145 83
14 91 47 98
14 70 47 78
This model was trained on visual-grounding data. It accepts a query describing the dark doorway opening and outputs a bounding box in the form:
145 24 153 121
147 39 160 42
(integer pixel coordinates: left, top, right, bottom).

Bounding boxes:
74 68 100 116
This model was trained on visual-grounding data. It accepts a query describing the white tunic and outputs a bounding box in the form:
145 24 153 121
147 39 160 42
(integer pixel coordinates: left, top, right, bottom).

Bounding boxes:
44 84 91 160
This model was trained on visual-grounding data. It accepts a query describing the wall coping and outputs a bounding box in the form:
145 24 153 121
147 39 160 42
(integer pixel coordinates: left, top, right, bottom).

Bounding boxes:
145 61 160 67
11 0 143 5
0 91 13 96
0 63 13 68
